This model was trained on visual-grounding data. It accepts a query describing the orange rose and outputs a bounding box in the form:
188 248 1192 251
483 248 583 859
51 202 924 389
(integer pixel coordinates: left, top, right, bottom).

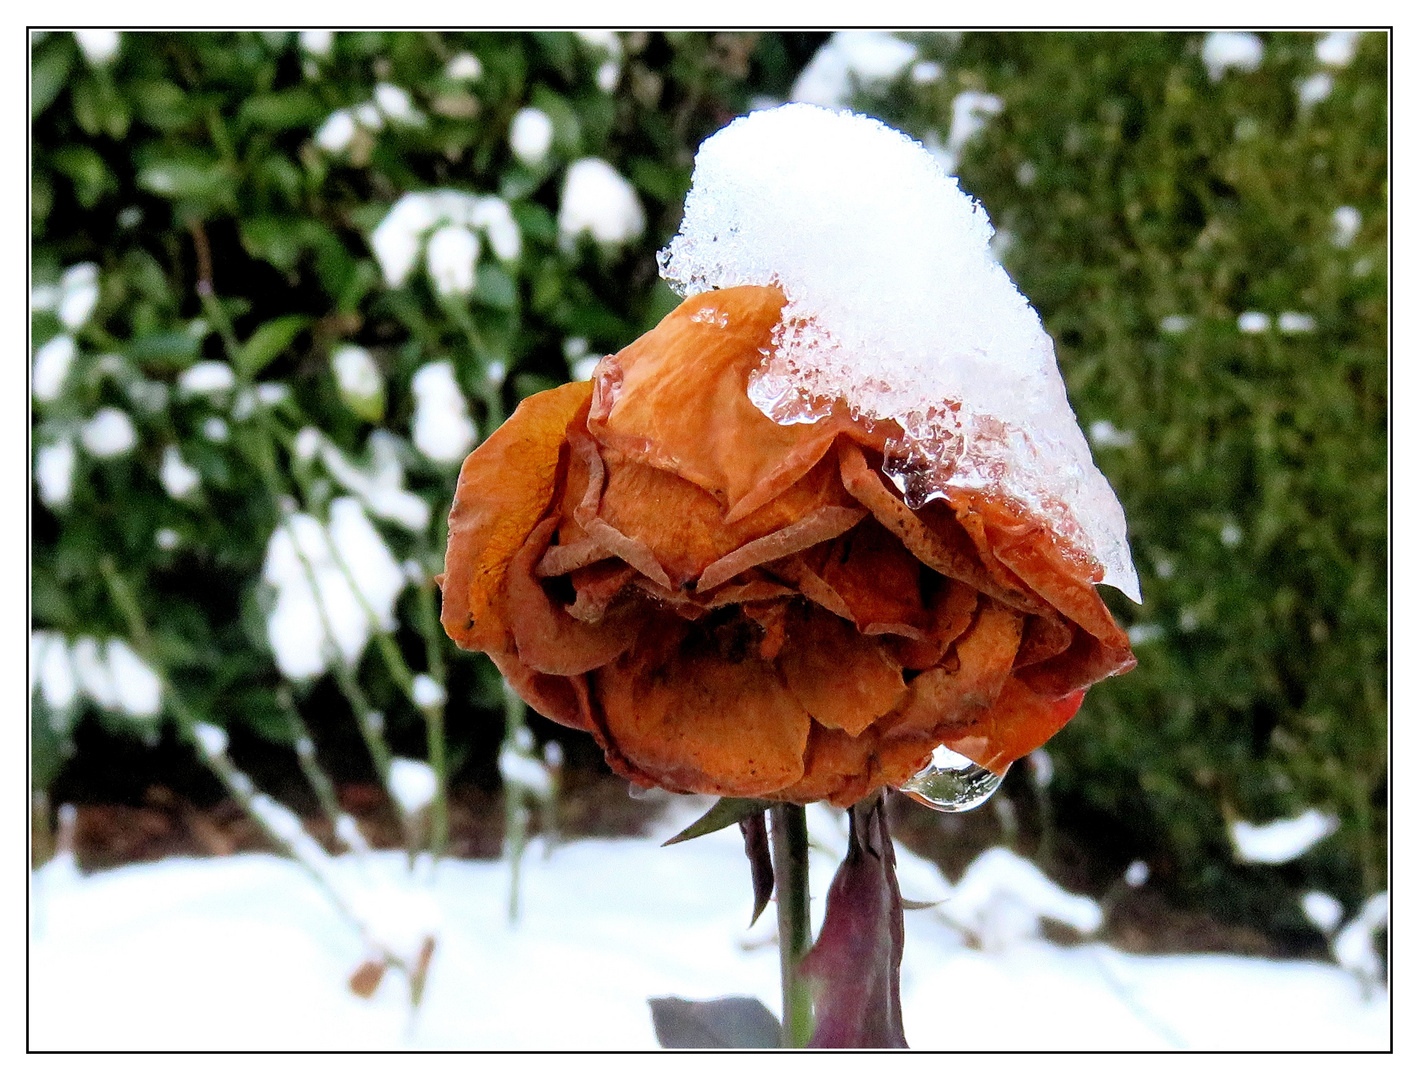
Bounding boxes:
440 285 1134 807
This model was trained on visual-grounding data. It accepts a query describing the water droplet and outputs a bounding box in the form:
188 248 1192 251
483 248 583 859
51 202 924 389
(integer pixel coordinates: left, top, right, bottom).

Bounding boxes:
899 745 1007 812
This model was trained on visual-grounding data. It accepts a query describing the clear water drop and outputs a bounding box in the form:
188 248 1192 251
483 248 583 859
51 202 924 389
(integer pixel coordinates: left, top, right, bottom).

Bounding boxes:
899 745 1007 812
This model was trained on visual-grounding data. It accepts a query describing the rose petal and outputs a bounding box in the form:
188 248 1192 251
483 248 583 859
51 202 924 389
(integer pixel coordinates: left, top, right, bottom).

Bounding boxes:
595 617 811 797
536 536 609 578
1014 611 1076 669
881 597 1024 744
818 518 930 635
441 382 592 652
594 447 858 588
779 724 875 806
505 518 641 675
884 576 979 670
766 553 855 622
1014 633 1136 699
487 650 593 733
590 286 862 522
778 607 906 739
947 679 1087 774
963 493 1133 652
567 561 638 623
837 441 1045 614
696 506 866 593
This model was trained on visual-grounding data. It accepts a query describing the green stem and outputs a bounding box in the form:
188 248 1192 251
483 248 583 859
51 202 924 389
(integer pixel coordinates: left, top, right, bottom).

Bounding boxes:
770 803 814 1048
280 690 354 848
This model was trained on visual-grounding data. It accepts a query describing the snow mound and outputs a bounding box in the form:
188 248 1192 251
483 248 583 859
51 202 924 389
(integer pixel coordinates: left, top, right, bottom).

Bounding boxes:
659 104 1139 601
1229 809 1338 865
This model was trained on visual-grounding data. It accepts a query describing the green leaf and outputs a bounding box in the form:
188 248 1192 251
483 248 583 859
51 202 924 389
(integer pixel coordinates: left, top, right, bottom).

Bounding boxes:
239 216 307 272
237 315 310 377
471 263 518 310
629 157 690 205
132 79 195 131
71 75 130 139
50 146 116 209
661 797 774 846
126 330 200 366
31 40 74 118
135 150 236 208
238 88 323 131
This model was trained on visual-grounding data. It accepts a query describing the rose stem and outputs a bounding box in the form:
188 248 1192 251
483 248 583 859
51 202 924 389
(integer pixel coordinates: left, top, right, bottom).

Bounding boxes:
770 803 814 1048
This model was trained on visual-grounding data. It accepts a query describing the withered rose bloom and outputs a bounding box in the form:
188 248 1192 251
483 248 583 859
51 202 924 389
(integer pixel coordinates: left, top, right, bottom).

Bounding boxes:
440 285 1135 807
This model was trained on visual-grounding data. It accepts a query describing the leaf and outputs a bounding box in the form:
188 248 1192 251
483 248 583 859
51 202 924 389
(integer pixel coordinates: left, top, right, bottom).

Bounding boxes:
661 796 773 846
126 330 199 366
237 315 309 377
799 793 908 1048
238 88 323 132
132 80 194 131
31 40 74 118
648 996 781 1049
471 263 518 311
239 216 307 272
739 811 774 927
50 146 116 209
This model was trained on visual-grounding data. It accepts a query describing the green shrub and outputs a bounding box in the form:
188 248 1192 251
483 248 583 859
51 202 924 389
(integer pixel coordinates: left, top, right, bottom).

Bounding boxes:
871 30 1387 932
32 30 1386 941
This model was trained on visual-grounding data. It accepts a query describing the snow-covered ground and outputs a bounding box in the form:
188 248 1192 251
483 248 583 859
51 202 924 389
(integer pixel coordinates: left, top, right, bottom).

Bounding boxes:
29 798 1387 1051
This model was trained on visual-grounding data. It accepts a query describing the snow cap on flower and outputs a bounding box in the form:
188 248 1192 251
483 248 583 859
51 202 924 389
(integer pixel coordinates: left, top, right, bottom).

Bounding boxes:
331 344 384 419
75 30 120 65
388 757 438 815
299 29 333 57
36 438 77 507
446 52 483 81
658 104 1139 600
161 445 201 499
179 361 237 397
316 109 357 152
1202 32 1264 80
1316 31 1361 67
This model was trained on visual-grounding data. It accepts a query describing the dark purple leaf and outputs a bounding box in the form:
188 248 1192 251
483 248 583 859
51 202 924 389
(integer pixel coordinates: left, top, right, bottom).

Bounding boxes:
799 793 908 1048
739 810 774 927
648 995 782 1048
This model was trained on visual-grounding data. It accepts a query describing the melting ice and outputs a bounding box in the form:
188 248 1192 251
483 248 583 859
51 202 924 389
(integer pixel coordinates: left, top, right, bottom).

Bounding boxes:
900 745 1007 813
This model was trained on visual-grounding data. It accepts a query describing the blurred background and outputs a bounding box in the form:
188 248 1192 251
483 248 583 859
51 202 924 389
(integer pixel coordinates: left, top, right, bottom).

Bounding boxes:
30 28 1386 1024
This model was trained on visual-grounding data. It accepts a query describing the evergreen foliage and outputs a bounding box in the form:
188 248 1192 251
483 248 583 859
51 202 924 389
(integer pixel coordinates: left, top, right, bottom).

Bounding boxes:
31 30 1386 941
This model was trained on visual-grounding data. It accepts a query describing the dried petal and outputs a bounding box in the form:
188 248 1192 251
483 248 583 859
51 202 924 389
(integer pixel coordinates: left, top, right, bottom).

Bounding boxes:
590 287 857 522
441 382 592 652
595 618 812 796
777 606 906 739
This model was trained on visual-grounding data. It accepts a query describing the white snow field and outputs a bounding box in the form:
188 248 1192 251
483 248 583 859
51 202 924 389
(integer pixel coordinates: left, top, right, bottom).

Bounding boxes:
29 798 1387 1051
